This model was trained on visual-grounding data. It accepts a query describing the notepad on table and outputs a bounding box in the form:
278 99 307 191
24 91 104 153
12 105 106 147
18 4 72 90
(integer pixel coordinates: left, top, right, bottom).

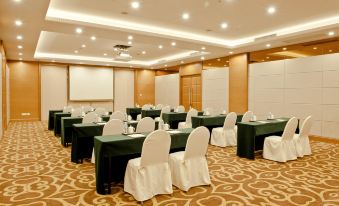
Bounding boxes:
167 130 182 134
128 134 145 138
96 122 106 125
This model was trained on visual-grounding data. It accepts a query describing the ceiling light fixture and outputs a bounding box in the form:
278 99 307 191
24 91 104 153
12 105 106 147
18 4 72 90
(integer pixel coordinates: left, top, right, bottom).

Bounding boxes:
181 61 184 64
17 45 23 49
201 56 205 60
267 6 276 14
201 46 206 50
91 36 96 40
266 44 271 47
13 0 22 2
229 51 233 54
142 51 146 54
19 52 23 56
103 53 107 56
75 28 82 34
16 35 23 40
313 47 317 50
131 1 140 9
328 31 335 36
19 58 23 61
128 41 132 45
158 45 163 49
74 50 79 53
329 49 333 52
220 22 228 29
15 20 23 26
81 44 86 48
128 35 133 40
217 59 221 61
182 13 190 20
171 42 176 46
282 47 287 50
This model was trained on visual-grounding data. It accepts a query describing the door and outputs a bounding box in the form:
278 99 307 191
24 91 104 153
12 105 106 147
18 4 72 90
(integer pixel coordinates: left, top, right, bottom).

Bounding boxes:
180 75 202 111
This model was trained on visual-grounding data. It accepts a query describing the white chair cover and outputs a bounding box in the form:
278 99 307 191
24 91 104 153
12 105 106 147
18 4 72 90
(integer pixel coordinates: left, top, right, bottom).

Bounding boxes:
71 108 83 117
176 105 185 113
124 130 172 202
203 108 214 116
169 126 211 191
263 117 298 162
293 116 313 157
136 117 155 133
95 107 107 116
109 111 125 121
155 106 171 121
82 112 98 123
82 105 93 113
142 104 151 110
63 105 73 113
178 108 198 129
156 104 163 110
211 112 237 147
234 111 254 137
91 119 124 163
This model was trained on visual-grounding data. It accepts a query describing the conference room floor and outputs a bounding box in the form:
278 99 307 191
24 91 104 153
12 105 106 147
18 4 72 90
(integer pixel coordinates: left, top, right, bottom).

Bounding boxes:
0 122 338 206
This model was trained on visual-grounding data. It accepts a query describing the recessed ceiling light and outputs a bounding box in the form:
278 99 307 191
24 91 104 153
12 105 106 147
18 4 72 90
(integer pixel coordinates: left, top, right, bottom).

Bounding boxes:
313 47 317 50
262 60 265 62
113 48 118 51
182 13 190 20
15 20 22 26
164 64 168 67
217 59 221 61
229 51 233 54
181 61 184 64
266 56 270 59
266 44 271 48
223 64 227 67
128 41 132 45
267 6 276 14
201 56 205 60
19 58 23 61
158 45 163 49
18 52 23 56
128 35 133 40
75 28 83 34
74 50 79 53
103 53 107 56
142 51 146 54
328 31 335 36
220 22 228 29
16 35 23 40
201 46 206 50
131 1 140 9
81 44 86 48
329 49 333 52
282 47 287 50
13 0 22 2
91 36 96 41
17 45 23 49
171 42 176 46
52 60 56 62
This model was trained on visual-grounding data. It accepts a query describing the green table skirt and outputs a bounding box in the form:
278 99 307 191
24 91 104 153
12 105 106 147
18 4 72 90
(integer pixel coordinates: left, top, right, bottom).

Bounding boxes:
48 110 63 130
94 128 193 195
191 114 243 132
141 109 161 118
126 108 142 120
54 113 71 136
162 112 204 129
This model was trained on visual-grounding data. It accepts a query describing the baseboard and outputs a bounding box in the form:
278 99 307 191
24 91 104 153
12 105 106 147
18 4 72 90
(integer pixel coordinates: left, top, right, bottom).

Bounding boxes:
310 135 339 144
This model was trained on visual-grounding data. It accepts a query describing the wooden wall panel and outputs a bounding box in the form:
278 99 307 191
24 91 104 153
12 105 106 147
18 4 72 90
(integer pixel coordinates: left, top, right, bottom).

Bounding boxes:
155 70 178 76
1 41 7 131
8 61 40 121
134 69 155 106
229 53 249 113
179 62 202 76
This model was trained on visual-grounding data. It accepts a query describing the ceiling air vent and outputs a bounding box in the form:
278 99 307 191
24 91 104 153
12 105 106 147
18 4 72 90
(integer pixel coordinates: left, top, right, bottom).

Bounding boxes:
113 45 132 62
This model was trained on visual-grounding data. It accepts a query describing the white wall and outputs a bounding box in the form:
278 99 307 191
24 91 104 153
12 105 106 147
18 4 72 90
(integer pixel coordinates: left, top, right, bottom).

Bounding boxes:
249 53 339 139
6 64 10 125
41 65 68 121
202 67 229 113
114 70 134 112
155 73 179 108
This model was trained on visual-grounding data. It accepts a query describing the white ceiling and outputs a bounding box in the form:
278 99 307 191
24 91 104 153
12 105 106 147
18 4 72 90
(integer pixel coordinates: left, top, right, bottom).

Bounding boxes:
1 0 339 68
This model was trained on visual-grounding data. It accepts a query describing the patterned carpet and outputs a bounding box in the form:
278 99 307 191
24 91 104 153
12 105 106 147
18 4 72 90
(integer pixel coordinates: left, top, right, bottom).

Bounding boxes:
0 121 338 206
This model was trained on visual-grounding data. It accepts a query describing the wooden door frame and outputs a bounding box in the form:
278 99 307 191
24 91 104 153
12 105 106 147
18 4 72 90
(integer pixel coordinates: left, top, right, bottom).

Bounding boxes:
179 74 202 111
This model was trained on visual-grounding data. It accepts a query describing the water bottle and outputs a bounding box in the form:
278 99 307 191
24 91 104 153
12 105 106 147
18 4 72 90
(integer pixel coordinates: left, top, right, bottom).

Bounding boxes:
124 122 128 133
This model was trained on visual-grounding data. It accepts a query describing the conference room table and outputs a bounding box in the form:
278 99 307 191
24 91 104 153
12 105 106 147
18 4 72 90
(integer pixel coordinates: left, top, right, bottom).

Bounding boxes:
126 107 142 120
48 110 63 130
237 118 297 160
61 115 110 147
191 114 243 132
162 111 204 129
71 120 159 163
94 128 194 195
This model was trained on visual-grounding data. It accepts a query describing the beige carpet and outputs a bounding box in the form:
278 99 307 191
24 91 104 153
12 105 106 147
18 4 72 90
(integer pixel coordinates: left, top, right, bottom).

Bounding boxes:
0 121 338 206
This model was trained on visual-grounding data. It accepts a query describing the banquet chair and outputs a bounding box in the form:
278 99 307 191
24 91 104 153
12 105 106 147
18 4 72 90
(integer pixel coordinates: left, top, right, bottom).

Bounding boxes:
82 112 98 123
91 119 124 163
136 104 152 120
109 111 126 121
169 126 211 191
95 107 107 116
178 108 198 129
234 111 253 137
263 117 298 162
211 112 237 147
82 105 93 113
136 117 155 133
63 105 73 113
176 105 185 113
155 105 171 122
71 108 83 117
293 116 313 157
124 130 172 202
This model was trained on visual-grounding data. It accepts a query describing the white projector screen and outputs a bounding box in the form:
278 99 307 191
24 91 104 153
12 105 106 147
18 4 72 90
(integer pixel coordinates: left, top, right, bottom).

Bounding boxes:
69 66 114 101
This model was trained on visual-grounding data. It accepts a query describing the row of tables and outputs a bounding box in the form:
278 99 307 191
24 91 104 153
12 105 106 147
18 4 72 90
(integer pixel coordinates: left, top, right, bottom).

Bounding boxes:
48 108 292 195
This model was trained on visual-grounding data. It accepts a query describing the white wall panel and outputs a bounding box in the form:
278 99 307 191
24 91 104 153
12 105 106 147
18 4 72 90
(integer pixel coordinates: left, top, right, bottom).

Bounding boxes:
323 88 339 105
254 89 284 103
322 53 339 71
322 121 339 139
155 73 179 108
255 75 284 89
114 70 134 112
284 103 322 121
251 60 285 76
202 68 229 113
285 56 322 74
323 70 339 87
322 105 339 122
284 88 322 104
285 72 322 88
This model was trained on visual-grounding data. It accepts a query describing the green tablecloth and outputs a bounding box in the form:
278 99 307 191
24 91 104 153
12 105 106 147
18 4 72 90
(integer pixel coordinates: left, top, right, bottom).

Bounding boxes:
126 108 141 120
162 112 204 129
191 114 243 132
141 109 161 118
237 118 294 159
48 110 63 130
54 113 71 136
94 128 194 195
